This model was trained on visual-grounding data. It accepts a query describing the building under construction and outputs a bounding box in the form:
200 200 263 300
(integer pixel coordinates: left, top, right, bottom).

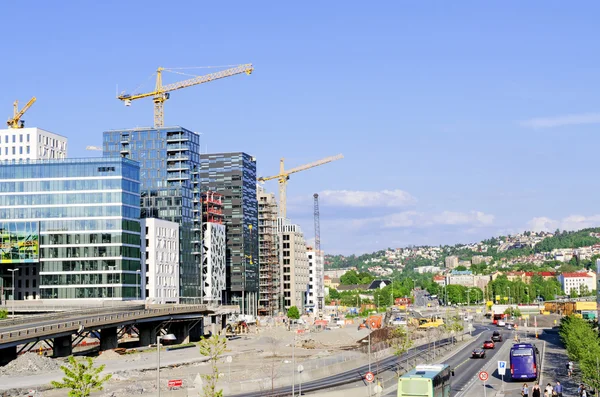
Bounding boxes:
257 186 280 316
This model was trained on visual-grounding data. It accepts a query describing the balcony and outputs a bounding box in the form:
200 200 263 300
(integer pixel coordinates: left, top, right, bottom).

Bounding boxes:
166 132 189 142
166 144 189 152
167 173 189 181
167 164 190 171
167 154 189 161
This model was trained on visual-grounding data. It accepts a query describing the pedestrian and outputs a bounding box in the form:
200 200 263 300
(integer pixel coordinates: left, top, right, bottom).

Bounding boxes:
544 383 553 397
554 381 563 397
581 385 588 397
568 360 574 377
522 383 529 397
532 383 541 397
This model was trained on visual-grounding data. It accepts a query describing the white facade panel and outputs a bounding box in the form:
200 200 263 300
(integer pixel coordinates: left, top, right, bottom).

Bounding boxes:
202 222 226 304
0 127 67 161
141 218 180 304
307 249 325 313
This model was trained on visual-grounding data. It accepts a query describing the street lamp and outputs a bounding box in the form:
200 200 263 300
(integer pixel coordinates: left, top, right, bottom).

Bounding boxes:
8 269 17 318
156 333 176 396
136 269 141 300
507 286 511 305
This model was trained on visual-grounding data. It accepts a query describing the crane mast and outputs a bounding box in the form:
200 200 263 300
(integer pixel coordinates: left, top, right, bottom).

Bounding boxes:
7 97 36 128
314 193 323 312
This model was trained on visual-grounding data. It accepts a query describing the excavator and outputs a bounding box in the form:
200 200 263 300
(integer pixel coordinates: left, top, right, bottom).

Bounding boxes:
358 315 383 330
418 316 444 329
222 320 249 336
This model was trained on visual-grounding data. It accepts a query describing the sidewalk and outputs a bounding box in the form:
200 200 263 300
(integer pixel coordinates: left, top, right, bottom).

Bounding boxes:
538 330 579 396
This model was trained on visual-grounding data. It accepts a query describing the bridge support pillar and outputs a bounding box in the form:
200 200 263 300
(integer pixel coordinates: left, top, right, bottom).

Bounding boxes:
211 315 218 336
221 314 227 331
189 318 203 342
171 322 190 344
100 327 118 351
138 323 156 347
53 335 72 357
0 346 17 366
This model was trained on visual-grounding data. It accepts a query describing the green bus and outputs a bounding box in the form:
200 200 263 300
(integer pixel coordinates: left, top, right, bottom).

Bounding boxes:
397 364 454 397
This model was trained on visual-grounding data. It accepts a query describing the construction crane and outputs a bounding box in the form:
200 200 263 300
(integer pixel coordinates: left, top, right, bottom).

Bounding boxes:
117 64 253 128
257 154 343 219
7 97 36 128
314 193 324 313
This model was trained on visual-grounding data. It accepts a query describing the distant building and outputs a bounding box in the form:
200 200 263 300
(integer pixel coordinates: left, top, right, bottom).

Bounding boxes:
415 265 442 274
201 192 226 305
0 127 67 161
278 218 309 311
433 275 446 286
141 218 180 304
257 186 279 316
445 256 459 269
323 268 357 279
558 272 596 295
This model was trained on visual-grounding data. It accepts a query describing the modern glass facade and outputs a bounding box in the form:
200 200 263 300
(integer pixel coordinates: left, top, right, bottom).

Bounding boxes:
0 158 141 301
103 127 203 302
199 152 259 313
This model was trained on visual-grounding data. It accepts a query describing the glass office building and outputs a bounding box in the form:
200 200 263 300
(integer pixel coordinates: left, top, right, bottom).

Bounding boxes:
199 152 259 314
0 158 141 301
103 127 203 302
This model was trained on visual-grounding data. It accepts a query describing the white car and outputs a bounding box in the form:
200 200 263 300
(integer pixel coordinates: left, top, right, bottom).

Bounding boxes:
498 320 506 327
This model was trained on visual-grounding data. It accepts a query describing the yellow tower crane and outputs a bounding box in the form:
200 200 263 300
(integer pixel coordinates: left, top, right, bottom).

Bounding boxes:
258 154 344 219
7 97 36 128
117 64 253 128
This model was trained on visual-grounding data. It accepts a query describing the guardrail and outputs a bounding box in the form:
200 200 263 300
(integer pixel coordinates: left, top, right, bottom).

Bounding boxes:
0 304 210 345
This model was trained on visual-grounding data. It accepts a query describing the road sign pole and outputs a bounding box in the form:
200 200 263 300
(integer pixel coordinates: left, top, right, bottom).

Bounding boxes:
483 380 487 397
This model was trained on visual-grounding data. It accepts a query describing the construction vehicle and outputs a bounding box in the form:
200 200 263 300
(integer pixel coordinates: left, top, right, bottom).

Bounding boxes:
418 316 444 329
222 320 249 336
7 97 36 128
258 154 343 219
117 64 253 128
358 315 383 330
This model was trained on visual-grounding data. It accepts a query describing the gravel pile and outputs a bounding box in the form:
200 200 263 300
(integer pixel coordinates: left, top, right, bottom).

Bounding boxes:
97 349 122 361
0 353 62 376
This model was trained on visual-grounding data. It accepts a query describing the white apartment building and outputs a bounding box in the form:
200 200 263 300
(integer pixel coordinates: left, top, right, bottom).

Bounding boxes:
307 248 325 313
558 272 596 295
141 218 180 304
278 218 309 311
202 222 226 304
0 128 67 161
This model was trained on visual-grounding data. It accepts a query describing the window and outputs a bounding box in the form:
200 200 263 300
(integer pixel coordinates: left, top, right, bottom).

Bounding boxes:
26 146 30 154
19 134 23 143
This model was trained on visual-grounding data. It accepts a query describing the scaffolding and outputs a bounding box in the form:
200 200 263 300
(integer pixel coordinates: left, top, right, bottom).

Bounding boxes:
201 191 224 224
257 187 279 316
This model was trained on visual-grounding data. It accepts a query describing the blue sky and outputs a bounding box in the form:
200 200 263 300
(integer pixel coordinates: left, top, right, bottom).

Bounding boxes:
2 1 600 254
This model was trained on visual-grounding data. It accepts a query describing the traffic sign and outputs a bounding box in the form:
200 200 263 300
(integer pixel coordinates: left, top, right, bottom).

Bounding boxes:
365 372 375 383
168 379 182 388
498 361 507 376
479 371 489 381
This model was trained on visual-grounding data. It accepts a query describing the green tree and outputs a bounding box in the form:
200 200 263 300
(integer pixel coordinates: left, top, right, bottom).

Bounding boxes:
455 265 468 271
328 289 341 299
504 307 522 318
287 306 300 320
391 326 413 358
51 356 112 397
340 270 361 285
570 289 579 298
198 335 228 397
0 309 7 319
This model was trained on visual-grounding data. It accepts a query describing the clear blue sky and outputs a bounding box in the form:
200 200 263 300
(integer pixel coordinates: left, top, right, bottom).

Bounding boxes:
3 1 600 254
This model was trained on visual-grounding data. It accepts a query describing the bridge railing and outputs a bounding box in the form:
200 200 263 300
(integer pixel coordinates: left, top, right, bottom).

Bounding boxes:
0 304 210 345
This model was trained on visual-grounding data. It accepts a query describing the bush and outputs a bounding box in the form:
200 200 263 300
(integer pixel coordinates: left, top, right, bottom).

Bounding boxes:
0 309 7 319
287 306 300 320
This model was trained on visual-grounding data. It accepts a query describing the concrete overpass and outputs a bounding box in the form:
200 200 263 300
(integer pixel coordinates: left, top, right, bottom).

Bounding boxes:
0 304 239 365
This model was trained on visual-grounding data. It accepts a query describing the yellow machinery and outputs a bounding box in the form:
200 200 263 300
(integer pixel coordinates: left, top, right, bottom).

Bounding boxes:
258 154 344 219
223 320 249 336
7 97 36 128
418 316 444 329
117 64 253 128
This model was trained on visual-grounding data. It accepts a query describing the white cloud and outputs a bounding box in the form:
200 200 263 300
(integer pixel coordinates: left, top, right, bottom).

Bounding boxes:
527 214 600 232
520 112 600 129
319 189 417 207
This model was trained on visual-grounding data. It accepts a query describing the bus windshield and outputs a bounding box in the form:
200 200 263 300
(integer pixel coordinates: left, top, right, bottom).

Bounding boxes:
400 379 430 396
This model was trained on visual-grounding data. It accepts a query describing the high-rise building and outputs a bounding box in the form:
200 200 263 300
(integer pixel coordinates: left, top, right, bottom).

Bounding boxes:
201 191 226 305
257 185 279 316
445 255 459 269
306 247 324 313
103 126 203 303
199 152 258 314
0 158 141 301
0 128 67 161
278 218 309 311
141 218 180 304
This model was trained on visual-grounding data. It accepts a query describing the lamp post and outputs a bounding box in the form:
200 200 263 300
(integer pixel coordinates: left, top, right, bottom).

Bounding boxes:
8 269 17 318
292 332 296 396
136 269 141 300
507 286 511 305
156 333 176 397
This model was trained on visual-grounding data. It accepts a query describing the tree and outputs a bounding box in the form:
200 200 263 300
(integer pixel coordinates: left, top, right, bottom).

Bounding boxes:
0 309 7 319
504 307 522 318
340 270 361 285
328 289 341 299
198 335 228 397
51 356 112 397
391 326 413 357
287 306 300 320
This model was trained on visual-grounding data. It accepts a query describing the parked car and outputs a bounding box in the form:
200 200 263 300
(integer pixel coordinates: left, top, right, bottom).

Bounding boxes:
492 331 503 342
498 320 506 327
483 340 495 349
472 349 486 358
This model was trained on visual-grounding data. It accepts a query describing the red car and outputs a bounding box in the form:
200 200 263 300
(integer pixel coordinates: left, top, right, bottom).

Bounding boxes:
483 340 495 349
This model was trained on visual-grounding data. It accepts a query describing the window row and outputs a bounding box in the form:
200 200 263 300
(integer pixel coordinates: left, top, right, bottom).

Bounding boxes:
40 286 139 299
41 259 141 273
2 133 30 144
0 161 138 180
41 232 141 246
0 178 139 194
41 273 139 286
41 219 141 233
0 205 139 220
41 245 140 259
0 192 139 207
